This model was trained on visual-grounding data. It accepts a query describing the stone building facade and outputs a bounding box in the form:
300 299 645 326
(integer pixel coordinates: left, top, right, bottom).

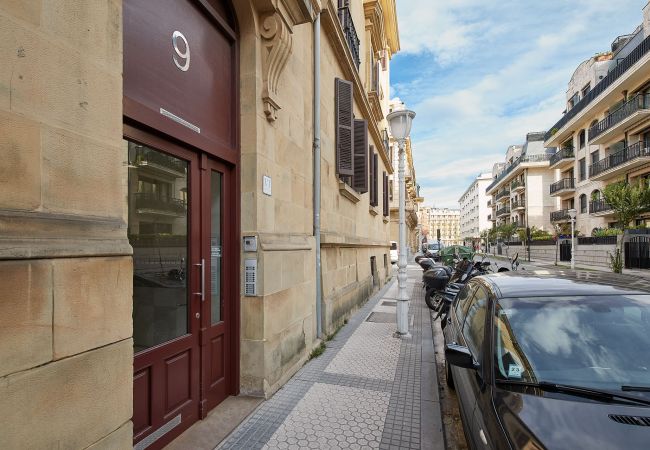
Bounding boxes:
486 134 557 233
0 0 403 448
544 3 650 235
459 172 492 243
420 207 461 246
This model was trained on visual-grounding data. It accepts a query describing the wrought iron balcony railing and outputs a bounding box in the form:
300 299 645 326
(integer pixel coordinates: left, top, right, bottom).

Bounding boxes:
135 148 186 174
544 34 650 142
550 209 571 222
550 178 575 194
510 179 525 190
589 141 650 177
134 193 187 215
511 199 525 209
496 206 511 217
486 154 553 192
338 7 361 70
496 189 510 201
588 94 650 141
550 147 574 166
590 199 613 214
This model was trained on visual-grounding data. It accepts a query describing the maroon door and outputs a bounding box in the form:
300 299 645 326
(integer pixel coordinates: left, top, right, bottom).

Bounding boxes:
124 0 239 446
199 157 233 413
127 133 202 449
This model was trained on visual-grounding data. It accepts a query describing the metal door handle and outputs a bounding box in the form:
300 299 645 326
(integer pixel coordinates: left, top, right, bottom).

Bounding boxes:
193 259 205 301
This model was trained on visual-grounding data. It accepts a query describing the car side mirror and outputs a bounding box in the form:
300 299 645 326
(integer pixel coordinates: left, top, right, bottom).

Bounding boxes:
445 343 480 370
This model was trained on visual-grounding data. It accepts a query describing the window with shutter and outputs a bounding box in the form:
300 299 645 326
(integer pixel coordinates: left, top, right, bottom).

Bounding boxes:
335 78 354 178
371 152 379 207
353 119 368 193
383 171 388 216
369 146 375 206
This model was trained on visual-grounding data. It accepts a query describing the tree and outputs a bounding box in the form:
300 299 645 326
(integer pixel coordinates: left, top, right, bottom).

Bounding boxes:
498 222 518 242
602 180 650 273
602 180 650 229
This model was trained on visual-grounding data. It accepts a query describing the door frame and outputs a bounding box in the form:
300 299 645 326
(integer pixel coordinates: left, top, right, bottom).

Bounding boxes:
125 124 241 442
123 0 241 440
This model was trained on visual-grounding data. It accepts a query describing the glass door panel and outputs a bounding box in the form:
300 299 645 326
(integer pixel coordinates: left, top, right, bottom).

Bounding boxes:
126 140 190 353
210 170 222 325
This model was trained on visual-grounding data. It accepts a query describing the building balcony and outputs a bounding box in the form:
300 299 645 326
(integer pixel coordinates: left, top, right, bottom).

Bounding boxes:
338 6 361 70
511 200 525 211
510 179 525 192
544 35 650 147
486 154 552 194
550 178 576 197
590 199 614 216
134 193 187 216
549 147 575 170
589 141 650 180
588 94 650 145
496 206 511 217
135 148 186 177
495 189 510 201
550 209 571 223
488 214 495 222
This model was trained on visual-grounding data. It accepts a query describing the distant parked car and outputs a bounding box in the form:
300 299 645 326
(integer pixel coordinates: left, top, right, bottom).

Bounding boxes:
444 271 650 450
425 242 444 261
390 241 398 264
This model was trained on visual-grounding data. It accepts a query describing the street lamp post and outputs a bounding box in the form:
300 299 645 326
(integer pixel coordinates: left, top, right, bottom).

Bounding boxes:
568 208 576 269
387 107 416 336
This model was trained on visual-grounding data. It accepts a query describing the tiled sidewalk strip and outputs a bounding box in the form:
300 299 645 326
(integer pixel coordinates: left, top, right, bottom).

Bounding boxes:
218 266 444 450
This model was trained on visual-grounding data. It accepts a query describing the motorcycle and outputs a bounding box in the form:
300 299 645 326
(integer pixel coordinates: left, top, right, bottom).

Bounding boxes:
493 252 523 272
424 254 491 313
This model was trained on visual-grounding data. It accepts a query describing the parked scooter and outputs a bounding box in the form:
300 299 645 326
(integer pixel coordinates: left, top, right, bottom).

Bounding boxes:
424 254 490 312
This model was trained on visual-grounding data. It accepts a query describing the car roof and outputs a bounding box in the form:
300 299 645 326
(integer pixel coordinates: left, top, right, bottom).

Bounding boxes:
478 270 650 298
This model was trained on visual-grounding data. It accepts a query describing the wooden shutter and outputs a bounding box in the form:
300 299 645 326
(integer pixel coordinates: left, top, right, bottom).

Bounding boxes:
369 146 375 205
382 172 388 217
353 119 368 193
371 152 379 207
335 78 354 177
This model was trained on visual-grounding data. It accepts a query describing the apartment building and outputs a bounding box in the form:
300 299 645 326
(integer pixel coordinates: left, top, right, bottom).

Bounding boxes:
486 134 557 232
544 4 650 235
0 1 402 448
388 113 423 252
420 207 461 246
459 173 492 244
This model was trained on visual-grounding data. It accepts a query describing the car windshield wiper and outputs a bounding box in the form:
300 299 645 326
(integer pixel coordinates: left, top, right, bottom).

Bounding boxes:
496 379 650 406
622 385 650 393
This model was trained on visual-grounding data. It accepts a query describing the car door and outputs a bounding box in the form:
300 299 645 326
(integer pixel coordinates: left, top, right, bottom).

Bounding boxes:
460 285 490 449
444 282 478 437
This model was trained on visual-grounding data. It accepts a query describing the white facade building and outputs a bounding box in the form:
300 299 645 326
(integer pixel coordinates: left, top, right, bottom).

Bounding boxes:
459 173 492 242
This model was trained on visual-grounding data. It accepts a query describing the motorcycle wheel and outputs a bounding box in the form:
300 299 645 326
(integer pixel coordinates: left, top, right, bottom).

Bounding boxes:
424 288 437 310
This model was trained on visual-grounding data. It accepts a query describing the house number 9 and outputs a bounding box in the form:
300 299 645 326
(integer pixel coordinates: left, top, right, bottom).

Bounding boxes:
172 31 190 72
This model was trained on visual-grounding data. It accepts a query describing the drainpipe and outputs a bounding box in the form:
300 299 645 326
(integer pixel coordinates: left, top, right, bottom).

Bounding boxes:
313 12 323 339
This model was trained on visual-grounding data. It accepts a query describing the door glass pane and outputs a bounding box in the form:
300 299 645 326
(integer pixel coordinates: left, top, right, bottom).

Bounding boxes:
126 140 189 353
210 170 222 324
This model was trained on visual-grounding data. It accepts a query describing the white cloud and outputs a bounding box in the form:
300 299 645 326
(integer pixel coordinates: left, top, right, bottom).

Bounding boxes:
392 0 647 208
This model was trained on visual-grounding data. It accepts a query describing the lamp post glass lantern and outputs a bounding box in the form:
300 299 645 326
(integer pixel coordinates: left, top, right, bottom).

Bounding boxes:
568 208 576 269
386 108 416 336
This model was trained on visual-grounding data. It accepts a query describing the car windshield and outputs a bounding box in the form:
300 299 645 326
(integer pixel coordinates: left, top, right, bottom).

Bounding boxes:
390 242 397 250
494 295 650 394
428 243 441 250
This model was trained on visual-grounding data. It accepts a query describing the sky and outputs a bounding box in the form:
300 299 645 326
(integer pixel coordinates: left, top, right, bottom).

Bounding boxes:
391 0 647 209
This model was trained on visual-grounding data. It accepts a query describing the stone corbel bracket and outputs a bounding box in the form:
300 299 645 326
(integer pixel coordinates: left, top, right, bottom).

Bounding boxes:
260 12 292 122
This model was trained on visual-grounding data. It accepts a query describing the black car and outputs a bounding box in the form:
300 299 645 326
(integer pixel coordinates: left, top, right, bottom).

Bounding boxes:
443 270 650 450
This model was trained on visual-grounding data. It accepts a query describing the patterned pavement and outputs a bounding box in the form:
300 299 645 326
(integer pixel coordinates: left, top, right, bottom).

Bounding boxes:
218 265 444 450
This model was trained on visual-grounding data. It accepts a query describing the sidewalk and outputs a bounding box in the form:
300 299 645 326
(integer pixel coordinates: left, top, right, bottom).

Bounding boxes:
488 252 650 278
217 264 444 450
